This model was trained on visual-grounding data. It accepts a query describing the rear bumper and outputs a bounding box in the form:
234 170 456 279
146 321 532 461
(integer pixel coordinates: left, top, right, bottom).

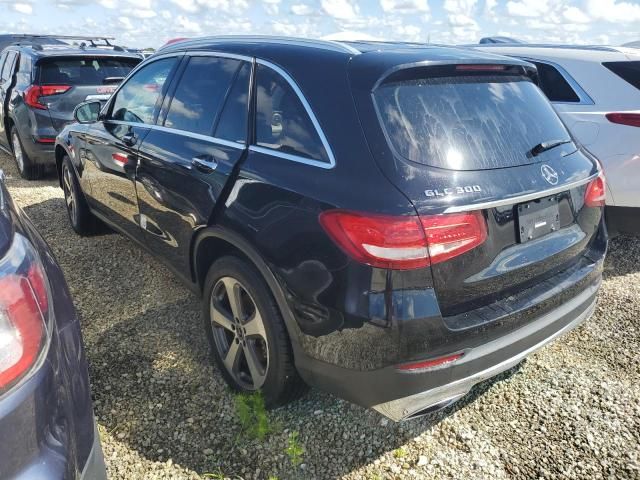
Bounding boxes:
297 276 600 422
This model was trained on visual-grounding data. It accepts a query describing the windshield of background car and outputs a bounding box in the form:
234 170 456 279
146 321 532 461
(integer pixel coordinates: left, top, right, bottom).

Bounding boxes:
373 75 573 170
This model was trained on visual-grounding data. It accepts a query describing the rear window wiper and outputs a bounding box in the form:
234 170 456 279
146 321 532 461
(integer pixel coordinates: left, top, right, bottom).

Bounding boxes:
529 139 572 157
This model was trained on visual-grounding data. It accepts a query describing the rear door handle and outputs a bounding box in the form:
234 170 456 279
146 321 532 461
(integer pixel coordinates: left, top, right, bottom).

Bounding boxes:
191 155 218 173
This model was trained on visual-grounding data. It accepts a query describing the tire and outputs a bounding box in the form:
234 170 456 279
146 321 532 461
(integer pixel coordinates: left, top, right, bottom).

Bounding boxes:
61 156 99 235
11 126 44 180
203 256 307 408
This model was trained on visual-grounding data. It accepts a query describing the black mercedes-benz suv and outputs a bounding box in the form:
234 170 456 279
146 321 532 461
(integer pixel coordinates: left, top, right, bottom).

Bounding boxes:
0 35 142 179
55 37 607 421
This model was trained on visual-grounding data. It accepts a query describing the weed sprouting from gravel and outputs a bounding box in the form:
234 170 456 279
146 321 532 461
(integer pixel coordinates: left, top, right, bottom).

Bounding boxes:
285 431 305 467
234 392 270 440
393 446 407 459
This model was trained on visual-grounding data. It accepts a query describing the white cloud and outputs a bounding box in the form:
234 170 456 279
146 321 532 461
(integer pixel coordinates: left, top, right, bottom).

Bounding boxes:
484 0 497 15
170 0 248 15
380 0 429 13
587 0 640 23
322 30 382 41
506 0 550 18
263 0 280 15
291 3 314 15
98 0 117 8
13 2 33 14
321 0 359 20
563 6 590 23
175 14 202 33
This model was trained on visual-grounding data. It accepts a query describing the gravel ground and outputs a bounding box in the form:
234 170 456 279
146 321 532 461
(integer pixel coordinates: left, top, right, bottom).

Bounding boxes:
1 151 639 480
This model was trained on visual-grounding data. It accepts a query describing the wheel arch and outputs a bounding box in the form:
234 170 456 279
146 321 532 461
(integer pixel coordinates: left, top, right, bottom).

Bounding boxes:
54 144 67 188
191 226 302 347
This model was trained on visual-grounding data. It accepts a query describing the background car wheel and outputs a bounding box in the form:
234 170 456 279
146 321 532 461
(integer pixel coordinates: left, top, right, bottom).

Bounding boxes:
203 256 307 407
61 156 99 235
11 126 43 180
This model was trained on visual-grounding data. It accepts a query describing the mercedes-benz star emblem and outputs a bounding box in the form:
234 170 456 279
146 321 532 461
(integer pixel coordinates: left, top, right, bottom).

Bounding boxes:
541 164 559 185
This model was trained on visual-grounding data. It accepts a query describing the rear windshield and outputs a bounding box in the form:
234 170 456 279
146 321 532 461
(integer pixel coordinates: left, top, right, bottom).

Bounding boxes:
38 57 140 86
374 75 573 170
603 61 640 90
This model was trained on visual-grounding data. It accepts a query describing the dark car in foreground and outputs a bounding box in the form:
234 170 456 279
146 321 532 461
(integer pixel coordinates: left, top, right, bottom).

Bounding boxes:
0 170 106 478
55 36 607 421
0 35 142 179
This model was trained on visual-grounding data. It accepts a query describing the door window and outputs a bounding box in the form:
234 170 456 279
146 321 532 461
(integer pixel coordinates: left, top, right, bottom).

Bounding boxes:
0 53 6 81
110 57 176 125
1 52 16 82
214 62 251 144
164 56 242 136
254 64 330 164
531 62 580 103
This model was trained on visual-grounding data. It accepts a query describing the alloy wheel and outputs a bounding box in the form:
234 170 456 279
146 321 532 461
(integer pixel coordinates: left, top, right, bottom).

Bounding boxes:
11 132 24 173
62 165 76 224
210 276 269 390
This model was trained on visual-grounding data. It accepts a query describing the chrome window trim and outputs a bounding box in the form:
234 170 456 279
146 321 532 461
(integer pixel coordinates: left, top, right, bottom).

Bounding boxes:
254 59 336 169
442 173 598 213
104 120 245 150
522 57 595 105
248 145 332 169
185 50 253 63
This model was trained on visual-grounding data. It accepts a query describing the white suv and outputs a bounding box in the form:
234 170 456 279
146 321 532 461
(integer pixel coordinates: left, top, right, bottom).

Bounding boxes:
472 44 640 234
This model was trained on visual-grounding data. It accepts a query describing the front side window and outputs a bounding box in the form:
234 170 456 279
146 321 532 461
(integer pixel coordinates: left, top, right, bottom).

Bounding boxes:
164 56 242 136
110 57 176 125
254 64 330 164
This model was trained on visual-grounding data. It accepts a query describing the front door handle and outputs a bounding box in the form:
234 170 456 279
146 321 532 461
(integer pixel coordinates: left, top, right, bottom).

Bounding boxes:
122 132 137 147
191 155 218 173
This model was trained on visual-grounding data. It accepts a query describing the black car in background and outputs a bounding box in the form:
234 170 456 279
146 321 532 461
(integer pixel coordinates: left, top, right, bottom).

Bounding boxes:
0 170 106 478
0 35 142 179
55 37 607 421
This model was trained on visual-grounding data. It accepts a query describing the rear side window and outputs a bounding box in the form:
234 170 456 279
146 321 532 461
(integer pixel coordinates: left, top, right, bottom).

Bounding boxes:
254 64 330 164
214 62 251 143
374 75 572 171
38 57 140 86
531 62 580 103
164 56 242 136
110 57 176 124
603 61 640 90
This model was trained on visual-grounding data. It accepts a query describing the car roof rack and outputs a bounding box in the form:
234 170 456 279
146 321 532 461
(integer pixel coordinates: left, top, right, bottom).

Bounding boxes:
8 34 119 49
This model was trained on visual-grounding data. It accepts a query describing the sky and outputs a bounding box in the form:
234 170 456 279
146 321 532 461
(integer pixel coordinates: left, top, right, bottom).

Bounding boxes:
0 0 639 49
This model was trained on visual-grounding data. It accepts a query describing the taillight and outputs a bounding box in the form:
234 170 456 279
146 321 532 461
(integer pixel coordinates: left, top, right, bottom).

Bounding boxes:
319 210 487 270
585 171 606 208
605 112 640 127
455 64 506 72
24 85 71 110
0 234 49 391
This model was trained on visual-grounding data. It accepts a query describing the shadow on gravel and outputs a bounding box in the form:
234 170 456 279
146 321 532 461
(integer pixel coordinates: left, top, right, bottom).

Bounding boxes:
603 235 640 279
88 290 523 479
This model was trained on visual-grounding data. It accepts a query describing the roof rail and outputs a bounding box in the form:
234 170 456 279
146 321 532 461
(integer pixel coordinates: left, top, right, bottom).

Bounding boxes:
161 35 361 55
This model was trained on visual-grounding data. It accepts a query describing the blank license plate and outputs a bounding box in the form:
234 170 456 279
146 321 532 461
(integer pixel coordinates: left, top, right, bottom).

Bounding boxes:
517 197 560 243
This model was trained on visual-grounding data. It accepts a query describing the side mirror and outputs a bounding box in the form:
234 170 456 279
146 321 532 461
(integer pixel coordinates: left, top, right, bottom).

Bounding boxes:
73 101 102 124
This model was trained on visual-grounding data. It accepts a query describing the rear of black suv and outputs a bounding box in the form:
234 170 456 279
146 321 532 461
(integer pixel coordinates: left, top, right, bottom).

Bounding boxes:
294 47 606 421
0 41 140 179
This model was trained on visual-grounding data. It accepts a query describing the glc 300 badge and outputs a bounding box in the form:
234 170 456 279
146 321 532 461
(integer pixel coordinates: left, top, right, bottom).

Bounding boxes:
425 185 482 197
541 164 559 185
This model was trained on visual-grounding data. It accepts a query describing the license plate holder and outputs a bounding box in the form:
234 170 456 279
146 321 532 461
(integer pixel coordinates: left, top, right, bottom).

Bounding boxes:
517 197 560 243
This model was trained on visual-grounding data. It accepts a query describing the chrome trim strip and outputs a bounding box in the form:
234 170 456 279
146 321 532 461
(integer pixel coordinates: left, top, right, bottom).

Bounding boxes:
149 124 245 149
249 145 333 169
255 59 336 169
186 50 253 62
103 121 245 150
442 173 597 213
